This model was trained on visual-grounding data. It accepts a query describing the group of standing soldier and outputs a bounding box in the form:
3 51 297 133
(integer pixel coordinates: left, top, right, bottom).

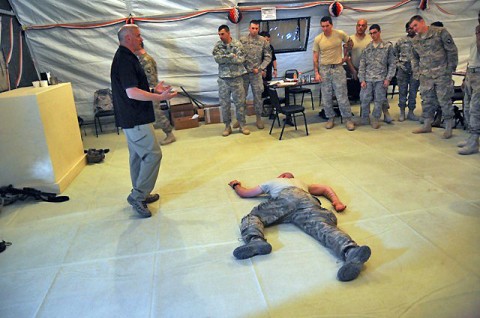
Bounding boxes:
212 13 479 155
212 20 272 137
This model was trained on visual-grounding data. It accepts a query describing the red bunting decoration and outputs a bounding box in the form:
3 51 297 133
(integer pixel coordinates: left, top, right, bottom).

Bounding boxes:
329 1 344 17
228 7 242 24
418 0 429 10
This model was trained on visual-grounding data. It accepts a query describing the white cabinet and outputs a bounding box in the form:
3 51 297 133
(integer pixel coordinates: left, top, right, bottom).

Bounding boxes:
0 83 86 193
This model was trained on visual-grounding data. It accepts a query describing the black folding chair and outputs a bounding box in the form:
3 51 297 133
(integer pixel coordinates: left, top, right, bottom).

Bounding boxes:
284 69 315 109
267 87 308 140
452 84 465 129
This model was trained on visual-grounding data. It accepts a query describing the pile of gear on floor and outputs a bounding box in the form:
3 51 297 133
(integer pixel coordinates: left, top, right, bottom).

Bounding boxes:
85 148 109 164
0 185 70 212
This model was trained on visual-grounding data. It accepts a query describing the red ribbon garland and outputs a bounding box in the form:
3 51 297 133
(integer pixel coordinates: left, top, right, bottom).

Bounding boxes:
21 0 453 31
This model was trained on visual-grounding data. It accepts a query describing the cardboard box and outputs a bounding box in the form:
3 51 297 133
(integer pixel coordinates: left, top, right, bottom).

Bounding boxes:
204 106 223 124
170 102 194 112
171 109 195 119
170 102 195 119
173 116 199 130
197 108 205 121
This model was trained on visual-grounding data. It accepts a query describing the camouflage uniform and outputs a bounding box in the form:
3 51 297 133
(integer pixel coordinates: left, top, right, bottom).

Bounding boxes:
318 65 353 119
395 36 420 110
465 67 480 134
359 41 396 119
464 31 480 135
313 30 353 120
457 30 480 155
411 26 458 120
239 186 357 260
240 35 272 116
137 52 173 133
212 39 248 125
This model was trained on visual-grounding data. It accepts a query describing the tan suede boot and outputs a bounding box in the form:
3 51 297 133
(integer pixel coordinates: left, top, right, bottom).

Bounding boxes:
457 134 476 147
325 118 335 129
398 107 406 122
222 125 232 137
256 116 264 129
407 110 419 121
370 117 380 129
412 118 433 134
458 134 479 155
442 119 453 139
383 105 393 124
159 132 176 145
239 125 250 135
345 120 355 131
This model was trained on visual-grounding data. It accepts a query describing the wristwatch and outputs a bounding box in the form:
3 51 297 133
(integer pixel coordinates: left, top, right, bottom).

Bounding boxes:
231 182 240 189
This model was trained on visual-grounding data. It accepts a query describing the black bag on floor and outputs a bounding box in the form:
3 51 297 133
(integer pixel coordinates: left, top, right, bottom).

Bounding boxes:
84 148 110 164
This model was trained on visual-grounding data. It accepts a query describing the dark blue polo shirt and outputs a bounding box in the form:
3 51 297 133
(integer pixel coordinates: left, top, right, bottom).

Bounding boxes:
110 45 155 128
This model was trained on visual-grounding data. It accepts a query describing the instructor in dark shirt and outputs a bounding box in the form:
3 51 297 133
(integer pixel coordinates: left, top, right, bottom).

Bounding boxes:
111 24 177 218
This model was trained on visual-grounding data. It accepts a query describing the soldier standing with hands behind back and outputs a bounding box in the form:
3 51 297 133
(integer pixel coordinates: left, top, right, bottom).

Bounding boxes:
240 20 272 130
410 15 458 139
394 23 420 122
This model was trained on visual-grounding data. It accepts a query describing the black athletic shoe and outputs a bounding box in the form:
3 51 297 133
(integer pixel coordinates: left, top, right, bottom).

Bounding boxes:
337 245 371 282
233 239 272 259
145 194 160 204
127 195 152 218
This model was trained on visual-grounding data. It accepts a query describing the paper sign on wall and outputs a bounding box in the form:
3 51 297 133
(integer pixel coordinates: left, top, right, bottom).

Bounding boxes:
261 7 276 20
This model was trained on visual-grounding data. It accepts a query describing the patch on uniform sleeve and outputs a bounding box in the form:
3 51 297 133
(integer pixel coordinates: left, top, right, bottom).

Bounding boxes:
446 38 452 44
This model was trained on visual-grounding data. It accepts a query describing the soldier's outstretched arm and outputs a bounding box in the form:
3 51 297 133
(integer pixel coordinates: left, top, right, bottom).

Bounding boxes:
308 184 346 212
228 180 264 198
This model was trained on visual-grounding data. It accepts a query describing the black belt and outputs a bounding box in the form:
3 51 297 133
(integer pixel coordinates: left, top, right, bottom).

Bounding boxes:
321 64 342 69
467 67 480 73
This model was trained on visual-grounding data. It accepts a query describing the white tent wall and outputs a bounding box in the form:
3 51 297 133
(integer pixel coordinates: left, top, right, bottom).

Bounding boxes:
9 0 480 120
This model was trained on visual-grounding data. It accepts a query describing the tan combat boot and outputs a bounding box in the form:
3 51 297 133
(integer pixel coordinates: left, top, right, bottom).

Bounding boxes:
370 117 380 129
407 109 419 121
412 118 433 134
345 120 355 131
239 125 250 135
222 125 232 137
442 119 453 139
398 107 406 122
458 133 479 155
457 134 476 147
159 132 176 145
383 105 393 124
256 116 264 129
325 118 335 129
